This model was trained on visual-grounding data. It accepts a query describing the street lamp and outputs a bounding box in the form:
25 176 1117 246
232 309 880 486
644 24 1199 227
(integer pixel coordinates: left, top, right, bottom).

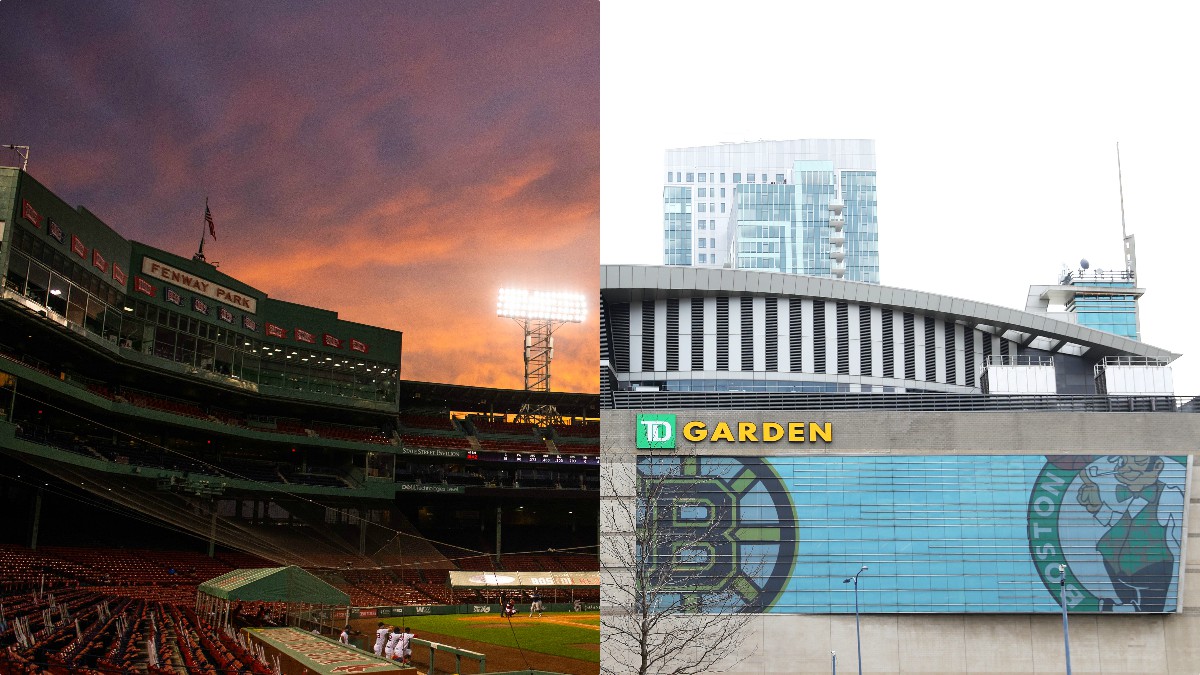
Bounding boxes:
1059 563 1072 675
842 565 868 675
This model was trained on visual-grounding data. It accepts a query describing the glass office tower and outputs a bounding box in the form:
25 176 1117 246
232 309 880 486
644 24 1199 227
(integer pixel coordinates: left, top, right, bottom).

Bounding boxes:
1062 269 1140 339
663 139 878 283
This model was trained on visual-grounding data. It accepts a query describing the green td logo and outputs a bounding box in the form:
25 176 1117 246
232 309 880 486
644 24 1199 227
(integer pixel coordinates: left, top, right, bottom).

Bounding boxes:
636 414 676 449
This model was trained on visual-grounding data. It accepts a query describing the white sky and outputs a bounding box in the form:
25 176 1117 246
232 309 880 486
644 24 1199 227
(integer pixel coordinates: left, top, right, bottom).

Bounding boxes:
601 1 1200 398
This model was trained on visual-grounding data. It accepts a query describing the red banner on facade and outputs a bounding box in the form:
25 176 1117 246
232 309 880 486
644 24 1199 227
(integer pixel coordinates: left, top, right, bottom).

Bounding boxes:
265 323 286 338
166 288 183 305
350 339 369 354
323 333 342 348
243 316 258 332
193 297 209 315
135 277 155 296
112 263 127 286
70 234 87 259
295 328 315 344
92 249 107 273
48 219 64 242
218 307 234 323
22 200 42 228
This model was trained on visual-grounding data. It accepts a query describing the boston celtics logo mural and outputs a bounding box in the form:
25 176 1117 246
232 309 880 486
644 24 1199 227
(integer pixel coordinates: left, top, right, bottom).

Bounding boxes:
638 456 796 613
1029 455 1186 612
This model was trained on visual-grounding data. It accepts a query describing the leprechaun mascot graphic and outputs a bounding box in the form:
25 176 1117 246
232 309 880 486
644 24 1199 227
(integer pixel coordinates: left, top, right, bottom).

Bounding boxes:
1031 455 1185 613
1075 455 1183 612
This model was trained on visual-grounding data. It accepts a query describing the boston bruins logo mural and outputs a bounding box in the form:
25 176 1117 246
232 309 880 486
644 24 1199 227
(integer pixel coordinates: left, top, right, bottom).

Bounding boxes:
638 455 796 613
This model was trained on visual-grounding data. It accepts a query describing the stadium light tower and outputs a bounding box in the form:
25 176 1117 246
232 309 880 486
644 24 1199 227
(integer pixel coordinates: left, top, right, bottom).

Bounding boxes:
497 288 586 422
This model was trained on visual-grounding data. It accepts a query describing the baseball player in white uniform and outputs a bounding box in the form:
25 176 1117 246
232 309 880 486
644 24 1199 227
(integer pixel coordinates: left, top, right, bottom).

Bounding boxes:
373 623 389 656
385 626 403 659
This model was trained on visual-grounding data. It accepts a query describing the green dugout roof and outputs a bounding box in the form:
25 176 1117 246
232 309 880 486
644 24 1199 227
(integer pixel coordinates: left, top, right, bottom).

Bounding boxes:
199 566 350 605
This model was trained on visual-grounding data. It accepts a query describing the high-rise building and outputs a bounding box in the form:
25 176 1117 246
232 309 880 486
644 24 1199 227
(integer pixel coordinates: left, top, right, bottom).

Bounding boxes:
663 139 878 282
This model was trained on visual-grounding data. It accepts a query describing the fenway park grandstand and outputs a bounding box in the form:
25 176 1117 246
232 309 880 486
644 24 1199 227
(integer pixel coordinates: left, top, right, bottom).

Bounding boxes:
0 167 599 673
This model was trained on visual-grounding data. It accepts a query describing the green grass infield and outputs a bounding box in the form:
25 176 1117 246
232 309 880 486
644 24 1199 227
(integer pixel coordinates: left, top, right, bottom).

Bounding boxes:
386 612 599 663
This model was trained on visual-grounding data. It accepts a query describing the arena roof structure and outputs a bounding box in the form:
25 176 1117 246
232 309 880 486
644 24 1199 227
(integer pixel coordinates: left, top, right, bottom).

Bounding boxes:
601 265 1177 363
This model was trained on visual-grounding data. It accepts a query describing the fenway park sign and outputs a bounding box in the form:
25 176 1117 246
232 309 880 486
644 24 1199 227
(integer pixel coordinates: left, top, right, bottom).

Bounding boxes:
141 257 258 313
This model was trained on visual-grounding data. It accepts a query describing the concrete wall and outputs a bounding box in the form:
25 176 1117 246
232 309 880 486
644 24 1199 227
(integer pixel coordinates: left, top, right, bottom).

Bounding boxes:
600 409 1200 674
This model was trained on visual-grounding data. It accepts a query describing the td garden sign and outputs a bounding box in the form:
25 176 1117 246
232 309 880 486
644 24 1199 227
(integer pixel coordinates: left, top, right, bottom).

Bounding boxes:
636 414 832 448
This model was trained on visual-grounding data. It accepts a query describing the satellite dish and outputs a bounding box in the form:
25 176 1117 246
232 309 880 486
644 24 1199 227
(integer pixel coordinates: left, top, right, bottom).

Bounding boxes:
1080 259 1090 270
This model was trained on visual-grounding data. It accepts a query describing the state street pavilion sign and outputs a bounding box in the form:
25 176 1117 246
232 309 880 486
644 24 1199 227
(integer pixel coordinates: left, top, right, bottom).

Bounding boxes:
142 257 258 313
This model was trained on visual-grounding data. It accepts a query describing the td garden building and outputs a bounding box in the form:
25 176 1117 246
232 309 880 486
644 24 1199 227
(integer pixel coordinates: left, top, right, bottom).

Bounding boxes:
600 265 1200 674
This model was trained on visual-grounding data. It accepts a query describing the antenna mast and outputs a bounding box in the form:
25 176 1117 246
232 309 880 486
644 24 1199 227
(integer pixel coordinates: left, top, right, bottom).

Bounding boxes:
1116 142 1127 240
1116 142 1136 279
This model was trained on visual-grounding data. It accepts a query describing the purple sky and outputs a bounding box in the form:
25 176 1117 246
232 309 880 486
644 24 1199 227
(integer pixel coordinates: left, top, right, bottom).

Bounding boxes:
0 1 598 393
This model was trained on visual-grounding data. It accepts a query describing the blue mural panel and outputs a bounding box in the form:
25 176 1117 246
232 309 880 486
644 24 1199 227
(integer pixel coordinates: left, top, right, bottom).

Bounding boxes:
637 454 1189 613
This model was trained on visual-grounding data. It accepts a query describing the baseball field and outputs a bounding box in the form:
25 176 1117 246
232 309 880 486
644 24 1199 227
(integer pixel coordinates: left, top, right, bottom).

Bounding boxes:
351 612 600 675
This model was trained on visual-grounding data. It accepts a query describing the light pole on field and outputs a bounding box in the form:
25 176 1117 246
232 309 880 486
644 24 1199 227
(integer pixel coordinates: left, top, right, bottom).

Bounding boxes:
843 565 868 675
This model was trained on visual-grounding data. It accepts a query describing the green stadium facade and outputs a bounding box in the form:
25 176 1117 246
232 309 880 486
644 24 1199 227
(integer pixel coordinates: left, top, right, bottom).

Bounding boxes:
0 167 600 603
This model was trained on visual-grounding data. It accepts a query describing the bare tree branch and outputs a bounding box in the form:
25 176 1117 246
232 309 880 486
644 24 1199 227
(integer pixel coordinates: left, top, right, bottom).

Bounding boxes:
601 449 760 675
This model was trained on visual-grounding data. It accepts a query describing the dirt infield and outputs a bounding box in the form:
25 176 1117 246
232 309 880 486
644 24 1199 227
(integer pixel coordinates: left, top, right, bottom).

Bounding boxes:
348 617 599 675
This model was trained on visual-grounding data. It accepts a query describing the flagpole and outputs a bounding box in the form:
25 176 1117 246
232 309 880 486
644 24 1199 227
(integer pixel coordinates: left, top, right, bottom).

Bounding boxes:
194 197 208 262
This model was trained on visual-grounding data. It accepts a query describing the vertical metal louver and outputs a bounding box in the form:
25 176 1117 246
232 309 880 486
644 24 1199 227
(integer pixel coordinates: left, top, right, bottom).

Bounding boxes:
765 298 778 372
859 305 872 377
836 302 849 375
925 317 936 382
641 300 655 372
599 294 611 363
716 297 729 371
599 297 616 409
944 322 957 385
812 301 826 374
609 303 630 372
881 310 894 377
666 299 679 371
741 297 754 371
789 300 803 371
1000 338 1011 359
601 365 617 409
903 312 915 380
982 332 993 366
691 299 704 371
965 329 976 388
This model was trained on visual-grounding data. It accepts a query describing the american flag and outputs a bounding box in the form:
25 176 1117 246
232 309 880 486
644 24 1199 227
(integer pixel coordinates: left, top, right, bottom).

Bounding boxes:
205 202 216 240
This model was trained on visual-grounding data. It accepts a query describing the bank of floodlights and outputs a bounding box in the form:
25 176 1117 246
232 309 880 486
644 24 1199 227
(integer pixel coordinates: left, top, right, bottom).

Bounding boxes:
496 289 587 324
496 289 585 422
